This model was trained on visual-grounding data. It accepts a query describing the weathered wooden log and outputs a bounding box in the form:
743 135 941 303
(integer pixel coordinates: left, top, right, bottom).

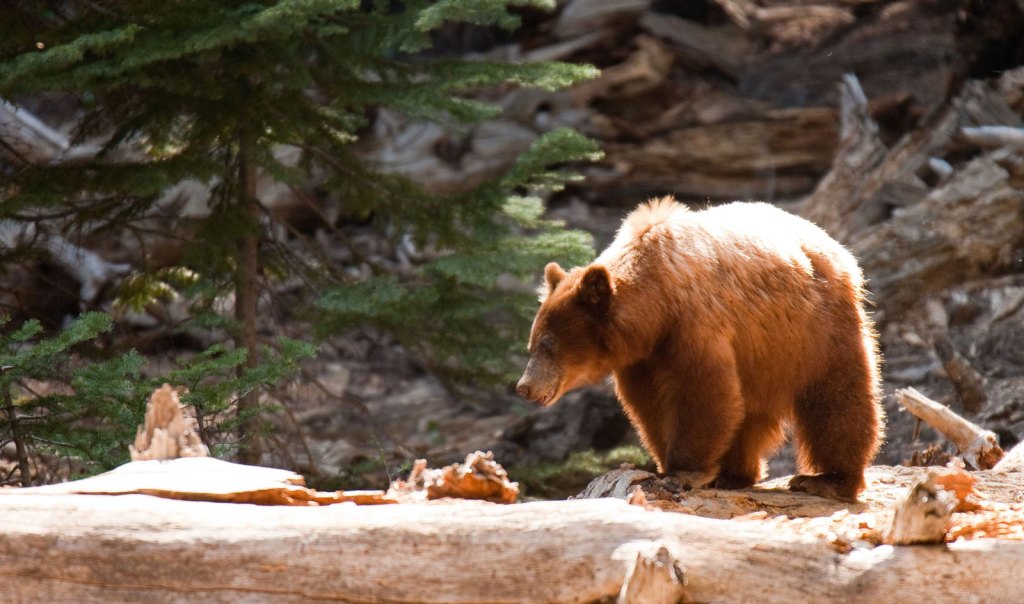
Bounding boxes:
554 0 650 39
1 485 1024 603
930 333 989 415
994 441 1024 473
594 105 837 200
800 73 888 237
0 101 101 164
639 12 750 79
575 463 1024 520
569 35 674 105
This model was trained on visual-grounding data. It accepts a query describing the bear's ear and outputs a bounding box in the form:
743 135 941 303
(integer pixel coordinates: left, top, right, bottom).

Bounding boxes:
544 262 566 292
579 265 613 311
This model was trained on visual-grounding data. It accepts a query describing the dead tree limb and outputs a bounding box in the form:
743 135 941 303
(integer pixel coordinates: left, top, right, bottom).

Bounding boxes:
896 387 1004 470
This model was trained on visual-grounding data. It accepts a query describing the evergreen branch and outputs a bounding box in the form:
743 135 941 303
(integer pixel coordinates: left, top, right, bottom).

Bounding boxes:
415 0 556 32
0 25 143 89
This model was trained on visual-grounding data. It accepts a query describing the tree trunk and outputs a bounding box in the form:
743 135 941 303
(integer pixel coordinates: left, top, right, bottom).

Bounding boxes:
235 133 262 465
2 389 31 487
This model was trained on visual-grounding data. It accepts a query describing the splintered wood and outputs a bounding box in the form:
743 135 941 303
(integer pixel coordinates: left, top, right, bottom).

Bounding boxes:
886 471 957 545
729 465 1024 550
15 382 520 507
576 456 1024 552
948 506 1024 541
129 384 209 461
888 464 1024 545
617 545 688 604
388 450 520 504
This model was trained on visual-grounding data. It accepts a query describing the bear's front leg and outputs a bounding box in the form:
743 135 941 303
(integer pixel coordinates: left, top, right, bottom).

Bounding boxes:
656 340 746 489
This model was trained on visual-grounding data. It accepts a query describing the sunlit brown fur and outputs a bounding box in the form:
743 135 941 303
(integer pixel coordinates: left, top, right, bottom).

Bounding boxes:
517 198 883 501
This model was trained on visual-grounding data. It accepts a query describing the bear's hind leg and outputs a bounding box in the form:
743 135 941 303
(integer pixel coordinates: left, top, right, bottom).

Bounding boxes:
714 413 785 489
789 336 880 501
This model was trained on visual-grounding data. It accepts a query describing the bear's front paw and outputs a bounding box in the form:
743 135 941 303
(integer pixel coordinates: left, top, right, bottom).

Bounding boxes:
789 473 862 502
711 473 757 490
664 470 715 491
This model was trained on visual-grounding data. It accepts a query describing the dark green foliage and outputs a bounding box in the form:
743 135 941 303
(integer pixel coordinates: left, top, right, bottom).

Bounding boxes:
0 0 598 380
317 129 599 384
0 313 145 480
0 1 599 476
163 338 317 457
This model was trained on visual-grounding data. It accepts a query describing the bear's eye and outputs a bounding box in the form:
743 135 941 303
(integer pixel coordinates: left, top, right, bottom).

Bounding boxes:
538 337 555 354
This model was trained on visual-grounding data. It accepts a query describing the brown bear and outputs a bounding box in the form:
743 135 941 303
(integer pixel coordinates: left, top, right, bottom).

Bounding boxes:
516 198 883 501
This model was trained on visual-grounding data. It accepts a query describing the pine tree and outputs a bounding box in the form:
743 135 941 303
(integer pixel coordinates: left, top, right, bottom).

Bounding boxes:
0 2 599 464
0 312 138 485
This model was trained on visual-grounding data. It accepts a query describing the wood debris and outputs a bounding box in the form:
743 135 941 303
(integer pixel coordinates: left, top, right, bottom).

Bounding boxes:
577 457 1024 552
886 471 958 545
130 384 209 461
617 544 688 604
11 384 403 506
388 450 519 504
905 442 953 468
948 505 1024 542
21 391 518 506
887 461 1024 545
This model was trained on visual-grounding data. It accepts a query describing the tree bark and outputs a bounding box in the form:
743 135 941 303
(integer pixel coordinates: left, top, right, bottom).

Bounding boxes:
235 133 263 465
2 389 31 487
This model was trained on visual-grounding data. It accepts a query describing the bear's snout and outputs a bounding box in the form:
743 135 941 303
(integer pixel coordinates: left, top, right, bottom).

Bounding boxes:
516 358 560 406
515 380 533 400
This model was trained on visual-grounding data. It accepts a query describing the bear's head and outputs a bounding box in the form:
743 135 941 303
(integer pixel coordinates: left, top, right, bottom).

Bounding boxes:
516 261 615 407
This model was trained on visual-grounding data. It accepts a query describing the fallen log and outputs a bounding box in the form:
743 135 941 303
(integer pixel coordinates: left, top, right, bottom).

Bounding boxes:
0 100 101 164
852 147 1024 324
574 463 1023 520
802 76 1022 243
0 482 1023 603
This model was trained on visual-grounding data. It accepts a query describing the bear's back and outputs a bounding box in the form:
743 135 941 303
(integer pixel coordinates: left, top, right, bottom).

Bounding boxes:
612 200 869 401
622 200 864 297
